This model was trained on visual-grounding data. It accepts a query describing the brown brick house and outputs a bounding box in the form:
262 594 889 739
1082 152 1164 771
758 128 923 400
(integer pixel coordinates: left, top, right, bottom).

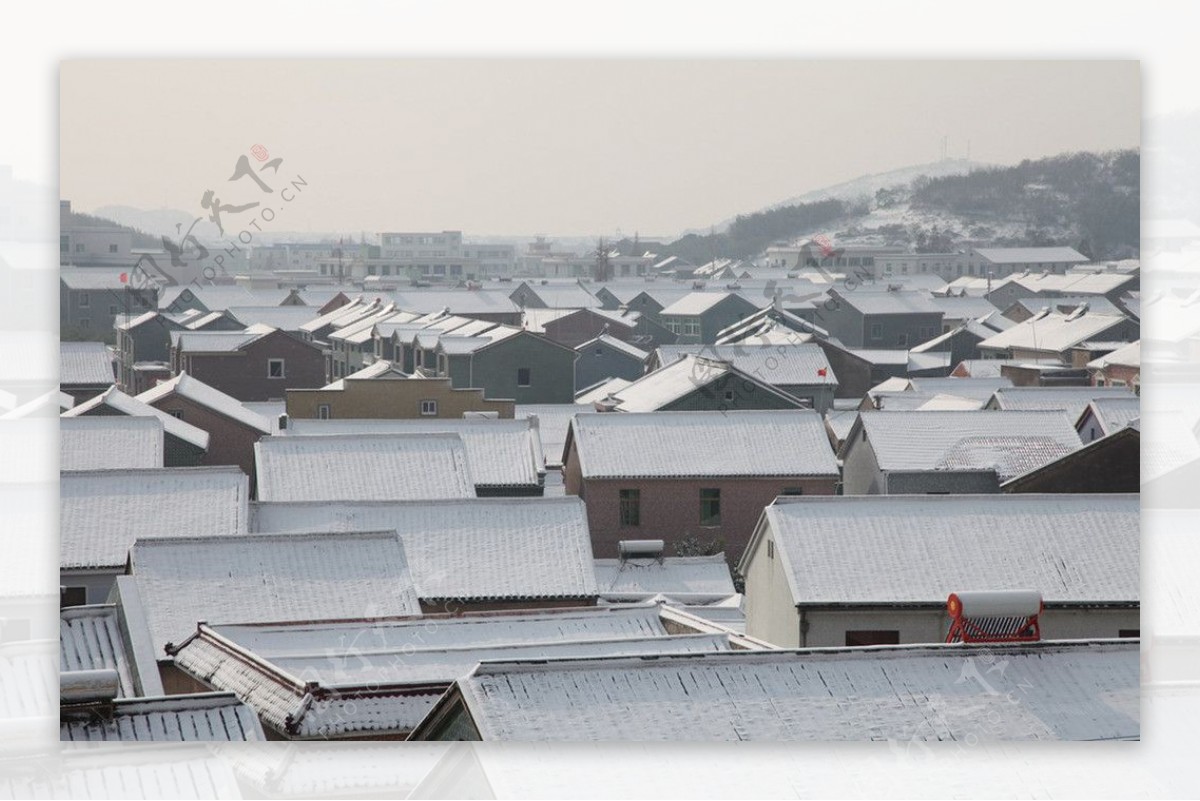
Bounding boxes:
170 325 326 402
563 410 839 562
137 372 274 487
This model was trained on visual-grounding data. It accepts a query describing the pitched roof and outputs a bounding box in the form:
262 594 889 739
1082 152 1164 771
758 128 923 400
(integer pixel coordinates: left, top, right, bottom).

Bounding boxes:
978 311 1132 354
60 467 249 570
990 386 1137 424
250 497 598 602
1080 397 1142 435
577 334 649 361
831 290 941 316
516 404 578 466
604 354 809 412
129 530 422 652
654 344 836 387
59 416 163 470
847 410 1082 481
568 410 838 479
60 269 150 290
59 342 114 386
658 292 745 316
223 305 319 330
254 433 475 502
575 377 634 405
170 330 264 353
1088 339 1141 370
60 605 136 697
284 418 545 489
173 607 730 738
593 554 736 602
61 692 266 742
137 372 274 434
750 494 1138 605
62 386 210 450
433 640 1138 741
974 246 1089 264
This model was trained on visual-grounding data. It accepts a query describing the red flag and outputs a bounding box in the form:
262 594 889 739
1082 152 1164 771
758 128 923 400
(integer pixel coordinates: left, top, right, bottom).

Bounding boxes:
119 272 128 283
817 367 828 377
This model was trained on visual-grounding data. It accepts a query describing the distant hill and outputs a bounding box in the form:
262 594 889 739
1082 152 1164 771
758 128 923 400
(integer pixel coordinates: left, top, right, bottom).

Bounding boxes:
661 149 1139 263
93 205 222 243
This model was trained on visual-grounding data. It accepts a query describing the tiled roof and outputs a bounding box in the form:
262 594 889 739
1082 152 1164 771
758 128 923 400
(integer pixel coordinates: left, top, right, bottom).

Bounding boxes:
137 372 274 434
654 344 836 388
254 433 476 502
440 640 1138 741
605 354 808 412
60 416 163 470
171 330 264 353
62 386 210 450
61 692 266 742
284 418 545 488
224 305 320 330
975 246 1089 264
1088 339 1141 370
1082 397 1142 435
59 342 114 386
60 467 249 569
577 334 649 361
130 530 422 652
978 311 1132 354
174 607 729 738
575 377 634 405
392 289 522 316
593 555 735 602
60 605 136 697
569 410 838 479
848 409 1082 480
250 497 598 602
990 386 1137 424
832 290 941 316
658 292 740 316
755 494 1138 604
60 269 150 290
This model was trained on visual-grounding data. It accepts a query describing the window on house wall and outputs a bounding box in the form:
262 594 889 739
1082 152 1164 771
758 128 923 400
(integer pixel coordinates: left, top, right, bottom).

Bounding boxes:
845 630 900 647
699 488 721 526
60 236 69 253
869 323 881 339
268 359 286 378
79 318 90 329
60 586 88 607
108 244 119 253
78 292 90 307
168 409 184 419
782 487 804 496
517 368 531 387
420 399 438 416
75 243 85 253
767 539 774 559
1118 629 1140 638
896 333 908 347
108 305 118 316
619 489 640 526
318 404 331 420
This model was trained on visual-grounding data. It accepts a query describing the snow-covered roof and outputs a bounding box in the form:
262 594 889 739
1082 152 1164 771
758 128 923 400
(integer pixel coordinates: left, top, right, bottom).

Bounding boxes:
173 606 730 738
1088 339 1141 370
130 530 421 652
284 418 545 489
255 433 475 502
61 692 266 742
59 342 114 386
60 416 163 470
658 292 740 317
60 467 249 570
974 246 1089 265
978 311 1133 355
568 410 838 479
170 329 264 353
846 410 1082 481
62 386 210 450
989 386 1137 424
654 344 836 388
594 555 736 603
1005 271 1136 296
604 354 809 413
751 494 1138 605
60 605 137 697
832 290 941 316
391 289 522 316
512 283 602 309
435 640 1138 741
575 377 634 405
224 305 319 331
577 334 649 361
520 307 575 333
951 358 1065 378
1080 397 1142 436
136 372 274 434
250 497 597 603
60 269 146 290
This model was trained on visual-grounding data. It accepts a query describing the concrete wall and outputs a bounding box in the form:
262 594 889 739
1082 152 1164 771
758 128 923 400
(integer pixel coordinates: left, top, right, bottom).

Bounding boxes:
286 377 514 419
177 331 326 402
462 332 577 404
564 464 837 562
574 343 646 393
59 569 120 606
143 394 261 487
741 526 804 647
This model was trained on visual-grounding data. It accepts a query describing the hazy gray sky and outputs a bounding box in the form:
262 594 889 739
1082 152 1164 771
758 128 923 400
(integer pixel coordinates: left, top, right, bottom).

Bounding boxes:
60 60 1139 238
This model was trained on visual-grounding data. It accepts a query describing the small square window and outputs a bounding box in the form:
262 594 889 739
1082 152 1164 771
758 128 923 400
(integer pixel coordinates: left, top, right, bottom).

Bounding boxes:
78 292 90 307
896 334 908 347
268 359 286 378
420 399 438 416
108 243 119 253
61 586 88 607
517 368 531 387
723 390 735 402
168 409 184 419
318 404 331 420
